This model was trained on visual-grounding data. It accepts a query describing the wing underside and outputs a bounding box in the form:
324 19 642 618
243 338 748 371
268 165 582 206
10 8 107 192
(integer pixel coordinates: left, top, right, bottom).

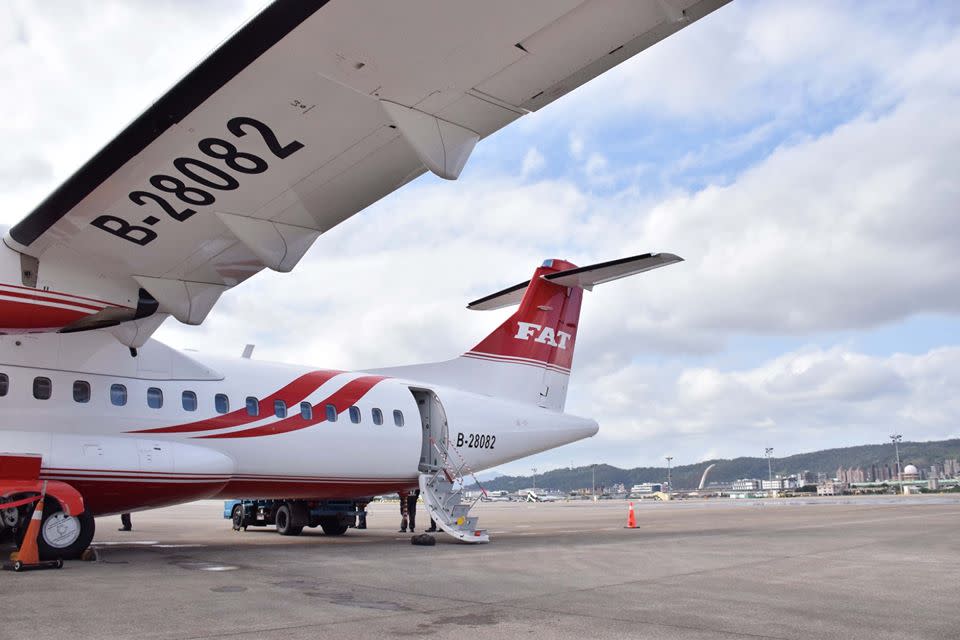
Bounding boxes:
4 0 729 333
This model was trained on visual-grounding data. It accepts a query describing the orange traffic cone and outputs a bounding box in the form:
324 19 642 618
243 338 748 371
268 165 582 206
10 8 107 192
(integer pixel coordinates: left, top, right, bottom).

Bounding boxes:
4 483 63 572
625 501 637 529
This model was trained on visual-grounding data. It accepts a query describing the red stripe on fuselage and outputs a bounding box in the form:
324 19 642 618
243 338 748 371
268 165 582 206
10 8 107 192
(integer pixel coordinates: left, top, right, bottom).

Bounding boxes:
0 282 127 308
197 375 387 439
0 287 107 312
131 370 343 434
0 299 90 330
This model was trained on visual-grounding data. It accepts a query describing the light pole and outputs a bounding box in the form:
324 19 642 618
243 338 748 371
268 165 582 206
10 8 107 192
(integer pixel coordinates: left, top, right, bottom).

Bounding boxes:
765 448 774 492
665 456 673 491
531 467 537 493
591 464 596 499
890 434 902 494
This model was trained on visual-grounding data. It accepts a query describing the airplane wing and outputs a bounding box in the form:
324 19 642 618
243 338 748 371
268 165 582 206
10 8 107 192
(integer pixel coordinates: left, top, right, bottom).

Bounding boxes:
4 0 729 332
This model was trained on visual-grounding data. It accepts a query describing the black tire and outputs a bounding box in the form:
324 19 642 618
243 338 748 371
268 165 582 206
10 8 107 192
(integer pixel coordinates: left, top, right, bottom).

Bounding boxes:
274 504 303 536
231 505 246 531
319 517 348 536
36 504 96 561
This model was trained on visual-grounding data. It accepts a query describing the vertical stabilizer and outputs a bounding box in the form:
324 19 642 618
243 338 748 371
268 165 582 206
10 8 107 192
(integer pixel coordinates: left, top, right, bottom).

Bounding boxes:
460 259 581 410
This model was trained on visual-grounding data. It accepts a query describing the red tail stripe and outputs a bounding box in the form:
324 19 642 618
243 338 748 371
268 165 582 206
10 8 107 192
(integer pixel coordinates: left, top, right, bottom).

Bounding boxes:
197 375 386 439
131 370 343 434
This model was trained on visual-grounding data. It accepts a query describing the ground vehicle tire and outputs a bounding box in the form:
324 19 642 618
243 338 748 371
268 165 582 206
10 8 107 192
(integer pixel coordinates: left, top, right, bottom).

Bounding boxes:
31 501 96 561
274 504 303 536
319 517 348 536
231 505 247 531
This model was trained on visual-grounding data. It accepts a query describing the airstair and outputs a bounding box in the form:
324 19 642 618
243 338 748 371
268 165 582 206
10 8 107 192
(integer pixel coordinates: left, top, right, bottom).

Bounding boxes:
418 438 489 543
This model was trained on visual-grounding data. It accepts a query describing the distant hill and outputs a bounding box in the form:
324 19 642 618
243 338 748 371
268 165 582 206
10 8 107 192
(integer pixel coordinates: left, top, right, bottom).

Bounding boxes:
474 438 960 492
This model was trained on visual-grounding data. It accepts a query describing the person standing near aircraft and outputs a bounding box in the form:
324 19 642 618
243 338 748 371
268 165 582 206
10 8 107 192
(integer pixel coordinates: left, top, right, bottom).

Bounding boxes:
407 489 420 533
118 513 132 532
398 490 410 533
355 500 368 530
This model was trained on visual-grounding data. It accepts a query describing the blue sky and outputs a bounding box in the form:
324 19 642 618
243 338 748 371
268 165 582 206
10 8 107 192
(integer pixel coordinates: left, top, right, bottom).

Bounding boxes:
2 1 959 475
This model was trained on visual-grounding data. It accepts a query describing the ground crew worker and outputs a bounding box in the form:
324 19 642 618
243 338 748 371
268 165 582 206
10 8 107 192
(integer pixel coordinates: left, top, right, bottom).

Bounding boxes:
356 500 368 529
406 489 420 532
398 490 410 532
119 512 132 531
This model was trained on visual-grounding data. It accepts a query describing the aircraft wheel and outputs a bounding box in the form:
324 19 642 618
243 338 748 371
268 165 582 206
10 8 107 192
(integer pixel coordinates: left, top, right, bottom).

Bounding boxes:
37 503 95 561
274 504 303 536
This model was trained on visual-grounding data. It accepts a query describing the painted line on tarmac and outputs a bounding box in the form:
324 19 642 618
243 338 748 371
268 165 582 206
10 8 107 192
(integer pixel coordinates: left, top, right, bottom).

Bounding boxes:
93 541 207 549
154 544 207 548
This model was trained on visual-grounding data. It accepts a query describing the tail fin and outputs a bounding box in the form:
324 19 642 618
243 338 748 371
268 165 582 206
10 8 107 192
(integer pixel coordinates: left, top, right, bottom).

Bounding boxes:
376 253 681 411
464 258 584 379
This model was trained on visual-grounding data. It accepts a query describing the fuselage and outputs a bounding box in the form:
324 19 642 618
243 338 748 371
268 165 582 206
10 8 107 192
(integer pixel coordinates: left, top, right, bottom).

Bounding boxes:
0 331 597 515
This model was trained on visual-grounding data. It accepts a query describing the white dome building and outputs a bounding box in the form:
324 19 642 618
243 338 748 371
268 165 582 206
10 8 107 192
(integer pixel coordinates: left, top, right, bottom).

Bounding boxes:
902 464 919 480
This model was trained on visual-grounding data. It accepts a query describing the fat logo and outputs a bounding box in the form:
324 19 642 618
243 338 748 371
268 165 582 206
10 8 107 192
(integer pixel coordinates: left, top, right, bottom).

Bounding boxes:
514 322 572 349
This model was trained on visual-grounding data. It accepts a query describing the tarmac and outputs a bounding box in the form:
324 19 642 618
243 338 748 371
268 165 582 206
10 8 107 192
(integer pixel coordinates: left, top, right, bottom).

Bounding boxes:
1 495 958 640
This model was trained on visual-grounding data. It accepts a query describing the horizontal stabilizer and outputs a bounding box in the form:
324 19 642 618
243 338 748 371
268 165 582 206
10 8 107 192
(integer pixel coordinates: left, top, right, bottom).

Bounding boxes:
467 253 682 311
544 253 683 289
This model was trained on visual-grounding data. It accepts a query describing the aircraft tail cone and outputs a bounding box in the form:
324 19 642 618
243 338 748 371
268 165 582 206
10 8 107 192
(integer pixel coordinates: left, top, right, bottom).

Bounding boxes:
625 501 637 529
4 484 63 572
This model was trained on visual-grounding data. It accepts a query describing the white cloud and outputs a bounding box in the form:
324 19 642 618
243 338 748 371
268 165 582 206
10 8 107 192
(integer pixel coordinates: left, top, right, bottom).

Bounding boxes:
565 346 960 469
568 132 585 159
520 147 546 177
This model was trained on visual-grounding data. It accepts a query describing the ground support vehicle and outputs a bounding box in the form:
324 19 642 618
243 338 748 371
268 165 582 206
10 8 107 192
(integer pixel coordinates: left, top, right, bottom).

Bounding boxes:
224 499 368 536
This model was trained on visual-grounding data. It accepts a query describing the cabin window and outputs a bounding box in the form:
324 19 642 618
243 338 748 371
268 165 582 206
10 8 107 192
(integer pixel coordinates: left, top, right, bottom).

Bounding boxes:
274 400 287 418
73 380 91 403
33 377 52 400
111 384 127 406
300 402 312 420
182 390 198 412
325 404 337 422
0 373 8 397
372 408 383 425
215 394 229 414
349 406 361 424
147 387 163 409
393 409 404 427
245 396 259 417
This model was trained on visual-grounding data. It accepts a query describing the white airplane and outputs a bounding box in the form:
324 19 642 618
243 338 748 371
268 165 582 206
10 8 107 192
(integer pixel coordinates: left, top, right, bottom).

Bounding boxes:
0 0 726 559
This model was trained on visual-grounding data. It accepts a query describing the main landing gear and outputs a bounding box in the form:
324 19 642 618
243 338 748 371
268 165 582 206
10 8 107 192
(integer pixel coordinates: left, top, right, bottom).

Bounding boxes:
15 498 96 561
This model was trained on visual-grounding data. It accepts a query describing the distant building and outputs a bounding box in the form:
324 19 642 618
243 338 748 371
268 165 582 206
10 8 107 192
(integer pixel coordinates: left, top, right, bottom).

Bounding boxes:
902 464 919 481
761 477 800 491
945 459 959 478
732 479 760 491
630 483 662 495
817 480 847 496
